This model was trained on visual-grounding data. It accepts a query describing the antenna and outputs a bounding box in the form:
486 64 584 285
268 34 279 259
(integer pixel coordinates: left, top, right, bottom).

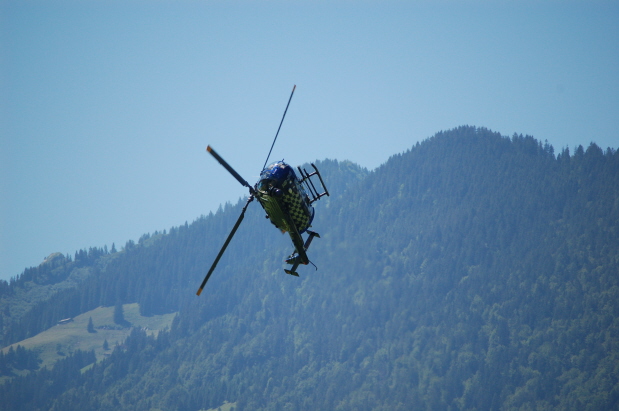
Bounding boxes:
262 85 296 170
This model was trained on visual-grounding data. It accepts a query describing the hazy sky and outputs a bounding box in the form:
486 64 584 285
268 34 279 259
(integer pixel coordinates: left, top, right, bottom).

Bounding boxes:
1 1 618 281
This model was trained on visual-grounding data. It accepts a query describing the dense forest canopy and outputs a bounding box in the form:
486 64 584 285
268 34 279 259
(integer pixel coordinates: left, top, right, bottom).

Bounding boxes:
1 126 618 410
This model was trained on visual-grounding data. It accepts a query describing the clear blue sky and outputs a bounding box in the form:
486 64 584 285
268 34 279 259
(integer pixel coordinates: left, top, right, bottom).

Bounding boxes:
1 1 618 281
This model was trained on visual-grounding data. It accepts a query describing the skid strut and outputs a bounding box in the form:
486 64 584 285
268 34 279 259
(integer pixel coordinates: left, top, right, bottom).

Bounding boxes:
297 164 329 203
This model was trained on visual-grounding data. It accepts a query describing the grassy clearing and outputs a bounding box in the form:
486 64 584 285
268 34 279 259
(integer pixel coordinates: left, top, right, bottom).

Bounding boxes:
199 401 237 411
1 303 176 370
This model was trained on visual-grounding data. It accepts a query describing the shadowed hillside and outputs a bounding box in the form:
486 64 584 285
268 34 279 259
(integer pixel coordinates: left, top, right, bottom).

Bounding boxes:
1 126 618 410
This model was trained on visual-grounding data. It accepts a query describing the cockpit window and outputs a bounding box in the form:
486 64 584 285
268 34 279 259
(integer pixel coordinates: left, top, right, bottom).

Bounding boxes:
259 179 274 191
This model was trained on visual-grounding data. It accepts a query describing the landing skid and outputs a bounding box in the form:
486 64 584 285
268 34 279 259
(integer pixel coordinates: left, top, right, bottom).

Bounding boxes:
285 230 320 276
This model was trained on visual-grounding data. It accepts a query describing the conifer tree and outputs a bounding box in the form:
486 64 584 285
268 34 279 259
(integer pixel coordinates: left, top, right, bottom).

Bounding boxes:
87 316 96 333
114 302 128 327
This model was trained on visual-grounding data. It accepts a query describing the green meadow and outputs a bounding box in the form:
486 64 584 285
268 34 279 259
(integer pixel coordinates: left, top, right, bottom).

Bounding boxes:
2 303 176 370
201 401 237 411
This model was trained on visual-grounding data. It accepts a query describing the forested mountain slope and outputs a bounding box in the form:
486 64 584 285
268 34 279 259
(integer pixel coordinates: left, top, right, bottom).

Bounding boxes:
1 126 618 410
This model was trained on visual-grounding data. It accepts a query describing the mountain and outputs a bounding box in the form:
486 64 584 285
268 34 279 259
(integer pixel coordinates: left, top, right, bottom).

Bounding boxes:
1 126 618 410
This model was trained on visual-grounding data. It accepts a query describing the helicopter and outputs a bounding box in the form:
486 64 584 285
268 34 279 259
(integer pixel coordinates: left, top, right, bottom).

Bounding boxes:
196 85 329 296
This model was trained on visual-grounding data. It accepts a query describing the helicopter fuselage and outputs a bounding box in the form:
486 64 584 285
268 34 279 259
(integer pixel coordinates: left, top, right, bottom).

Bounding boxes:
256 161 314 233
255 161 315 267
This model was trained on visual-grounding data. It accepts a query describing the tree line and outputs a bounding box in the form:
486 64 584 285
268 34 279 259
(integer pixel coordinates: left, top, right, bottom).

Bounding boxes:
1 126 618 410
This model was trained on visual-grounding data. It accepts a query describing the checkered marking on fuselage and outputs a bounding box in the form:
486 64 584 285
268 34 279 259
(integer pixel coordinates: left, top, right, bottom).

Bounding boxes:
282 186 310 232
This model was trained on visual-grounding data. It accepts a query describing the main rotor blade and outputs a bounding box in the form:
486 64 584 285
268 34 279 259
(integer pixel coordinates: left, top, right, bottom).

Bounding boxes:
207 146 254 192
262 84 296 170
196 196 254 296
